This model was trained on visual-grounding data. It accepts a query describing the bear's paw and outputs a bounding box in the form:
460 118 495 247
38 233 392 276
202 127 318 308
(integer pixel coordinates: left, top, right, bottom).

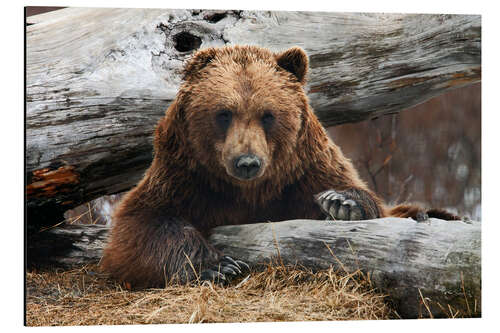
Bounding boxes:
200 256 250 284
315 190 366 221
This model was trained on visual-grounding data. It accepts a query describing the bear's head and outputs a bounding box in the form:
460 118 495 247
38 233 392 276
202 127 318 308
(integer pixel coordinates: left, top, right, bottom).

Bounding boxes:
162 45 324 189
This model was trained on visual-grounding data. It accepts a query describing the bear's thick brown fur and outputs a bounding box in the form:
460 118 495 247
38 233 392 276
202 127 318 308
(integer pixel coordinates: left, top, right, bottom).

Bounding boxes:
100 45 459 288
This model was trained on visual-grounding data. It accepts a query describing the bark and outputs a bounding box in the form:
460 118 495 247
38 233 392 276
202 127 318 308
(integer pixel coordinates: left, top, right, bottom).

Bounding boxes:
26 9 481 227
30 217 481 319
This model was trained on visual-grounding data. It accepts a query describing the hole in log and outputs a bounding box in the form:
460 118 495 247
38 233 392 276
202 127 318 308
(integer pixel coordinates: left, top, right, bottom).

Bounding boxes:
64 193 124 226
204 12 227 23
173 31 202 52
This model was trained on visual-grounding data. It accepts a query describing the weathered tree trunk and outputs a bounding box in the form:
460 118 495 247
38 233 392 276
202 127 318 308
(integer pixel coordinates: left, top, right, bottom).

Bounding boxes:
31 217 481 319
210 218 481 319
25 8 481 227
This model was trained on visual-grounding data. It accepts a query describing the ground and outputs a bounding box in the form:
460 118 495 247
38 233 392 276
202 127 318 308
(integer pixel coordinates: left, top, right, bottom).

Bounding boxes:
25 264 393 326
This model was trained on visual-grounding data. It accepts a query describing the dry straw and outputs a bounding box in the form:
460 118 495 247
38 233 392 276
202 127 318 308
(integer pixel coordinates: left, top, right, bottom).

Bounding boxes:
26 262 392 326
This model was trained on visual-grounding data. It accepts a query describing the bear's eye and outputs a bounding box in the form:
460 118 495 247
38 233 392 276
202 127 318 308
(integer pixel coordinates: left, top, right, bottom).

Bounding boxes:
215 110 232 131
261 112 275 131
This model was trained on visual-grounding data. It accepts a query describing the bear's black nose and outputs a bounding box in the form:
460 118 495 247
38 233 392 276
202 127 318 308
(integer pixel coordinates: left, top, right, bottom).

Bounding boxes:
233 154 262 179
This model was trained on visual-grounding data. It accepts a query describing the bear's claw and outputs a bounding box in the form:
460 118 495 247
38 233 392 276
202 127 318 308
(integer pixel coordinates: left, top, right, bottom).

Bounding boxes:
315 190 365 221
200 256 250 284
221 255 250 272
200 269 226 283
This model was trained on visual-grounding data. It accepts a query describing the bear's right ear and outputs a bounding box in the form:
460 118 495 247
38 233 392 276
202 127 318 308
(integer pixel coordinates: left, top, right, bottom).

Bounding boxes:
182 48 218 81
275 47 309 85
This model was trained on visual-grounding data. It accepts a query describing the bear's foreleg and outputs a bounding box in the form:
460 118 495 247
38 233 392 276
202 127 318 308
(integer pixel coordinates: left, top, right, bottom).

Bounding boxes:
314 188 383 221
101 214 222 288
101 212 249 288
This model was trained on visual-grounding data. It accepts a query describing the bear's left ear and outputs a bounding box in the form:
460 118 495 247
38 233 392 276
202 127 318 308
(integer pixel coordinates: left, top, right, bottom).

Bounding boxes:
182 48 218 81
275 47 309 85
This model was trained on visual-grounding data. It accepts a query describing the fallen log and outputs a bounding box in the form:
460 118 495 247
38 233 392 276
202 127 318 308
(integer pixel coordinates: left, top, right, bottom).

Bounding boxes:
30 217 481 319
26 8 481 227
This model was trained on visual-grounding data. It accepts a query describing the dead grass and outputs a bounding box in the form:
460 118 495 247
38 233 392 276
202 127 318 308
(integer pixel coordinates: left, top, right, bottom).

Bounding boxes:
25 263 393 326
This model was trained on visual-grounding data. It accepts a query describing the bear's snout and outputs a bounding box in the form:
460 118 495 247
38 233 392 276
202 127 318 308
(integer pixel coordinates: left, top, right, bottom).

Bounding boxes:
232 154 262 180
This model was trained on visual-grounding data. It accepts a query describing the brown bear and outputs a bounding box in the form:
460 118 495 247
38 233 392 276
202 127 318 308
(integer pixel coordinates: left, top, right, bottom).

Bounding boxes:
100 45 459 288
